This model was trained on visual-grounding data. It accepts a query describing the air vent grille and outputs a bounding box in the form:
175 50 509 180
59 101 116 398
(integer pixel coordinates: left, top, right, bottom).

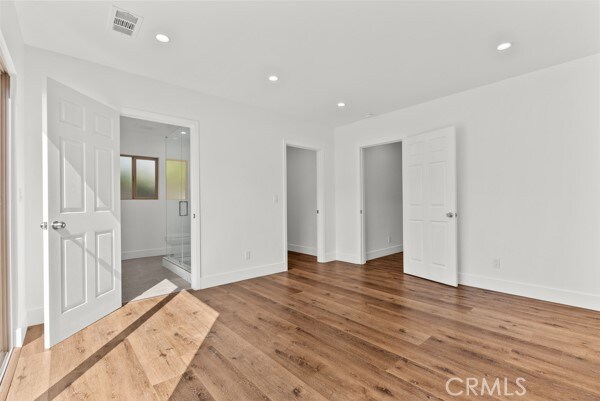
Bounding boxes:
110 7 142 37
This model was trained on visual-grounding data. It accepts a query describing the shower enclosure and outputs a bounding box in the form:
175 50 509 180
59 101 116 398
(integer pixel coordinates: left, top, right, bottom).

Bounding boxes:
162 128 191 281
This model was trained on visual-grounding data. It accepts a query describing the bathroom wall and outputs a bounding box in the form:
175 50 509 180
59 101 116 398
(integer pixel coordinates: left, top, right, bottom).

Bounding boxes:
120 124 167 260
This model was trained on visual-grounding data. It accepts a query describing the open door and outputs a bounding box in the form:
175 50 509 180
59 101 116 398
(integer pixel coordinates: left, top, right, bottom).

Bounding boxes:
402 127 457 286
42 79 121 348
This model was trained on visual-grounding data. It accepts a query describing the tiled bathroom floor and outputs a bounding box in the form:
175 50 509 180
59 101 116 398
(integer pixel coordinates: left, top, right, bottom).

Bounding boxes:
122 256 191 302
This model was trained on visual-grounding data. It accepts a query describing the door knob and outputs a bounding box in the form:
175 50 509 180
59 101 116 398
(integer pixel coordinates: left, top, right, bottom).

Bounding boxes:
51 221 66 230
446 212 455 218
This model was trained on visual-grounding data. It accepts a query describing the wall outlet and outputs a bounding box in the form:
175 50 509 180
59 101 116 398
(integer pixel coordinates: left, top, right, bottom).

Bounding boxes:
492 258 501 269
387 235 392 244
273 195 278 204
245 250 251 260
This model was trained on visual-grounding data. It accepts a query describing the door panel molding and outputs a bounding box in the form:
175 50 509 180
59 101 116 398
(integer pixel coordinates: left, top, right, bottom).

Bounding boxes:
402 127 457 286
44 78 121 348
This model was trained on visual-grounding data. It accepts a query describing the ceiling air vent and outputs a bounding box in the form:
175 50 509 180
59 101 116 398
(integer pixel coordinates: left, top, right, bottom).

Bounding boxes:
110 6 143 37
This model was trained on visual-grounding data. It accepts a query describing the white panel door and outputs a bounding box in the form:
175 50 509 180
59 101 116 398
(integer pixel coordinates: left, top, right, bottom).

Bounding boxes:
43 79 121 348
402 127 457 286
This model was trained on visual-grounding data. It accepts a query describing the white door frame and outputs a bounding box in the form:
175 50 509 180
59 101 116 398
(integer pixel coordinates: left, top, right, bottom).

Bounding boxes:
283 141 325 266
358 138 404 265
357 127 456 268
0 28 20 348
119 108 202 290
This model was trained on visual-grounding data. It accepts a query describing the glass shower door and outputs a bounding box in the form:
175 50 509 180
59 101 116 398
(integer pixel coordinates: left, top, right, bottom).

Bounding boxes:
165 128 191 272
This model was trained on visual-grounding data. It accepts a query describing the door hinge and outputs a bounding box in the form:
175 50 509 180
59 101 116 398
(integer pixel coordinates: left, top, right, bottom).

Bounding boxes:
40 222 48 230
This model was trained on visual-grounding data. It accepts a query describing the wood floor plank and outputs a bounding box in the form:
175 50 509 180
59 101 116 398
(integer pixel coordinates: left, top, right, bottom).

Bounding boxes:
5 252 600 401
188 344 272 401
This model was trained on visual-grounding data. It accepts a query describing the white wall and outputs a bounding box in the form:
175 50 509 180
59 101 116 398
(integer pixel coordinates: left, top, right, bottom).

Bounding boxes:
286 146 317 255
335 54 600 310
8 12 599 333
22 46 336 324
0 0 28 345
120 127 167 260
363 142 403 260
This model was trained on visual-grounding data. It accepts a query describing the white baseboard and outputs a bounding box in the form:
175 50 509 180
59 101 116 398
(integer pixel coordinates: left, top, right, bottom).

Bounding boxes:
200 262 286 289
122 248 166 260
366 244 403 261
323 252 337 263
288 243 317 256
27 307 44 326
13 326 26 347
335 252 362 265
459 273 600 311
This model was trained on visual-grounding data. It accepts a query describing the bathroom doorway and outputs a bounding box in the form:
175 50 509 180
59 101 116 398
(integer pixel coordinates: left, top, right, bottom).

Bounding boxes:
119 116 195 302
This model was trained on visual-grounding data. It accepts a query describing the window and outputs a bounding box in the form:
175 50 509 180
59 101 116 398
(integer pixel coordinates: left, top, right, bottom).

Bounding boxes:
120 155 158 200
166 159 188 200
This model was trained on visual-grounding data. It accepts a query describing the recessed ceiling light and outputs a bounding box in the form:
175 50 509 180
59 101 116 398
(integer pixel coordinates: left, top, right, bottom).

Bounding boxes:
337 102 346 108
155 33 170 43
268 75 279 82
497 42 512 51
180 131 187 135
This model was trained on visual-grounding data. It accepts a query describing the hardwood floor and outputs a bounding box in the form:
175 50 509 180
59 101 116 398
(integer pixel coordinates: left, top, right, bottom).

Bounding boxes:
6 252 600 400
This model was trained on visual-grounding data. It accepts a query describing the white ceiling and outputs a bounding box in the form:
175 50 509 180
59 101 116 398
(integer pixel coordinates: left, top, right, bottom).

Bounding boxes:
15 1 600 127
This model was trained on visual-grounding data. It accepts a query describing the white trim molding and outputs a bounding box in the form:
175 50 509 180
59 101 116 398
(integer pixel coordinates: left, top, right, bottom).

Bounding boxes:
200 262 286 289
121 248 166 260
335 252 362 265
27 307 44 326
366 244 403 261
324 252 337 263
288 244 317 256
459 273 600 312
13 328 25 348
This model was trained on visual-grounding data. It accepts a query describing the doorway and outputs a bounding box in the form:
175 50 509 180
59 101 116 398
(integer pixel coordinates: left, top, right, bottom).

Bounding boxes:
43 79 202 348
284 143 325 265
286 146 318 257
360 141 404 264
119 116 192 302
358 127 458 286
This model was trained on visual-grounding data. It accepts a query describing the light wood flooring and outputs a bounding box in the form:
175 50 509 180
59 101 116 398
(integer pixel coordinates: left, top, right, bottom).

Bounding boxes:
122 256 190 303
4 252 600 400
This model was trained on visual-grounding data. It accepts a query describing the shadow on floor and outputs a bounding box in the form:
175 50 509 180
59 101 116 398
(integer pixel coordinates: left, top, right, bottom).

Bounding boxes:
33 293 179 401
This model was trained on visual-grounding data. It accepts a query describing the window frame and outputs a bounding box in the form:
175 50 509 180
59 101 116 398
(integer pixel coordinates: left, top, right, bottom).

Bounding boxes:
120 154 159 200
